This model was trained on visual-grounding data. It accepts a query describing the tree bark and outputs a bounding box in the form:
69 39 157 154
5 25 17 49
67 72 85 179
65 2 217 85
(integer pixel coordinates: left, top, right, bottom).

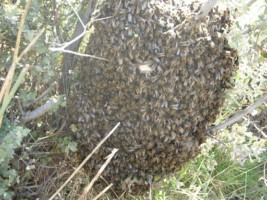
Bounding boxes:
60 0 98 95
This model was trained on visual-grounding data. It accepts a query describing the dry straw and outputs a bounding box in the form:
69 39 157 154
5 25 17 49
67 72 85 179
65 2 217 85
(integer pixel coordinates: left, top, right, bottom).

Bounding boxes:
49 122 120 200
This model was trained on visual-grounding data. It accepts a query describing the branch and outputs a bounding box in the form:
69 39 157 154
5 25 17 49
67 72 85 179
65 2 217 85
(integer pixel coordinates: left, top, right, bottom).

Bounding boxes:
246 0 258 7
49 0 104 60
79 149 118 200
22 97 59 123
92 183 113 200
0 0 31 103
0 65 30 125
0 29 44 102
58 0 120 94
56 0 102 94
26 82 57 107
263 161 267 186
50 48 109 61
53 0 87 50
17 28 45 62
13 0 31 63
52 0 64 43
260 37 267 45
243 18 267 34
48 122 121 200
0 28 44 126
247 117 267 138
195 0 218 21
208 93 267 134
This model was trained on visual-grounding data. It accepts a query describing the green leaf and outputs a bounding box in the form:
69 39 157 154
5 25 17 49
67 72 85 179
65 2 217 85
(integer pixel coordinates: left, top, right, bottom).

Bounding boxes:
68 142 77 152
2 190 16 200
261 50 267 58
24 30 35 41
36 46 48 54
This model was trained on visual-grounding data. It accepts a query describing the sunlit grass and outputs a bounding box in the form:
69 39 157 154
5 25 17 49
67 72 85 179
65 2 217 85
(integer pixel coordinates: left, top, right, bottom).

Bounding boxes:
149 146 267 200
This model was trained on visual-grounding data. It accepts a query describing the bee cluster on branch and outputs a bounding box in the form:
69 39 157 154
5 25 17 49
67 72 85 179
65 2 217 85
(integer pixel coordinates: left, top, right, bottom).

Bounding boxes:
67 0 238 195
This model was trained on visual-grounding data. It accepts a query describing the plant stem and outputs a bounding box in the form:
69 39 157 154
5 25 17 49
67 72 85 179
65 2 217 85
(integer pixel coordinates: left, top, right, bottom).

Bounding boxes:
0 65 30 125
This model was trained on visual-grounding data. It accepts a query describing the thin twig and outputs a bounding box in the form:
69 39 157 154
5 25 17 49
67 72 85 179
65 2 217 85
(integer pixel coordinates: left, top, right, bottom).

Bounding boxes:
246 0 258 7
17 97 25 116
264 161 267 186
48 122 120 200
243 18 267 34
165 0 218 33
195 0 218 21
260 37 267 45
13 0 31 62
26 82 57 107
79 149 118 200
206 133 228 147
92 184 113 200
50 0 115 62
208 93 267 134
148 175 153 200
49 48 109 61
49 6 109 62
17 28 45 62
0 28 44 125
100 176 119 198
246 118 267 138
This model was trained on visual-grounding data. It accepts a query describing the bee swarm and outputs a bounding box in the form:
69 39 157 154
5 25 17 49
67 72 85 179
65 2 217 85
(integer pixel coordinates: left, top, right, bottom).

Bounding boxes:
67 0 238 195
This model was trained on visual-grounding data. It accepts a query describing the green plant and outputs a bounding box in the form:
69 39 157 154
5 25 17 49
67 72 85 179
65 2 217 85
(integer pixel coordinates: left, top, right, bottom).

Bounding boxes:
0 126 30 198
0 1 68 198
150 145 267 200
57 136 77 154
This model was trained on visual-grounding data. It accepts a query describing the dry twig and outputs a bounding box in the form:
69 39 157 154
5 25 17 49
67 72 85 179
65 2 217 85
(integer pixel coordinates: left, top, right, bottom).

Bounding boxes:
246 117 267 138
246 0 258 7
79 149 118 200
0 0 31 103
208 93 267 134
49 0 109 61
243 18 267 34
0 65 30 125
48 122 120 200
100 176 120 198
0 1 45 125
263 161 267 186
26 82 57 107
92 183 113 200
195 0 218 21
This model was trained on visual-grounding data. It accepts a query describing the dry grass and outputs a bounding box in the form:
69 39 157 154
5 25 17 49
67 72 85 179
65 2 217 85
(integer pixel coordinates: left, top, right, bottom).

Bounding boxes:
14 123 121 200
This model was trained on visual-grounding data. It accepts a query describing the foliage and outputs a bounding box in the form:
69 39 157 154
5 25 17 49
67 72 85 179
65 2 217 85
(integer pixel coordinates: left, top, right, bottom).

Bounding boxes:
57 136 77 154
151 145 267 200
0 0 77 198
0 126 30 198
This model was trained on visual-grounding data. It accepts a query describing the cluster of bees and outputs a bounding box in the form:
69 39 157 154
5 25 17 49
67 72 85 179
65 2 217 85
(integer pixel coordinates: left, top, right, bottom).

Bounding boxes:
67 0 238 195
